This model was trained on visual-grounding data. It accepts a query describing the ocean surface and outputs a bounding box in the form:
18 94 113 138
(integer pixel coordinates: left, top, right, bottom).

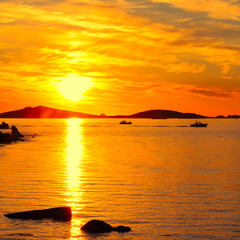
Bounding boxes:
0 118 240 240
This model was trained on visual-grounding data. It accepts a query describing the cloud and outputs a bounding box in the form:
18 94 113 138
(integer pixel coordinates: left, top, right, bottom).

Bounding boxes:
159 62 205 73
152 0 240 20
189 88 232 99
122 81 240 101
1 0 238 77
178 85 240 100
0 0 65 6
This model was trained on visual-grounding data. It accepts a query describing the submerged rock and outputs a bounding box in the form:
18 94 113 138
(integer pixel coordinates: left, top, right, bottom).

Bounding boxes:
4 207 72 221
115 225 132 232
81 220 131 233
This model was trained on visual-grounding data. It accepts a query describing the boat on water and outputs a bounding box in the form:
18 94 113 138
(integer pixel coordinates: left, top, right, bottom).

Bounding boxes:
190 121 208 127
120 120 132 125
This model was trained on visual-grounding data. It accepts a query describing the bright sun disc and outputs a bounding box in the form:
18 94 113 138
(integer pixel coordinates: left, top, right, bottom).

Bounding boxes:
56 75 93 102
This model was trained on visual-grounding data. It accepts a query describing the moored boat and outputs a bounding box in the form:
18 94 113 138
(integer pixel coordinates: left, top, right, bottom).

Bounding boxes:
190 121 208 127
120 120 132 124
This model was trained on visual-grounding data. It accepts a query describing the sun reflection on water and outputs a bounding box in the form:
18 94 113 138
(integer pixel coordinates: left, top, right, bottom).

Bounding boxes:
64 118 85 238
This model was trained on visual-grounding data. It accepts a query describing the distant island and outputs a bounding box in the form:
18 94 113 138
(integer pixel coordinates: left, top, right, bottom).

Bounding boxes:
0 105 239 119
0 106 97 118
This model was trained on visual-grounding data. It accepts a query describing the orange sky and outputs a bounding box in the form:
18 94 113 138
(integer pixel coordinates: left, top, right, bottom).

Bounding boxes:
0 0 240 117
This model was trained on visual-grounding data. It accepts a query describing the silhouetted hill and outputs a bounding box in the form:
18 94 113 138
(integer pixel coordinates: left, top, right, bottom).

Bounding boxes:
0 106 99 118
0 106 213 119
227 115 240 118
110 109 208 119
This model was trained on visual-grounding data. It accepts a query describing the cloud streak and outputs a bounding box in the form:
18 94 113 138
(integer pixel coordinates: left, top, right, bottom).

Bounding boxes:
152 0 240 20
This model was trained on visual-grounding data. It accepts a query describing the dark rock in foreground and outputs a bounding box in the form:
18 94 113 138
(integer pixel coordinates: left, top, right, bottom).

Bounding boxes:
4 207 72 221
81 220 131 233
11 125 24 138
0 121 9 129
0 124 24 144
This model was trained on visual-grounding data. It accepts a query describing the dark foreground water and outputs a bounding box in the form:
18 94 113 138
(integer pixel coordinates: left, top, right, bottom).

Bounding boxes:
0 118 240 240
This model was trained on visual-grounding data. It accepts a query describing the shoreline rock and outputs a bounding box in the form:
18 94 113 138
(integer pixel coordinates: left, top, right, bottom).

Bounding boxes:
11 125 24 138
81 220 131 233
0 121 9 129
4 207 72 221
0 123 24 144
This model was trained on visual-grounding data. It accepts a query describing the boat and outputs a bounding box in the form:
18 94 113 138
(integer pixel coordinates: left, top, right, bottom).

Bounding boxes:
190 121 208 127
0 121 9 129
120 120 132 124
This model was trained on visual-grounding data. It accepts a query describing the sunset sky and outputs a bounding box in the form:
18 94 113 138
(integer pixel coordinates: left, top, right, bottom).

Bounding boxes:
0 0 240 116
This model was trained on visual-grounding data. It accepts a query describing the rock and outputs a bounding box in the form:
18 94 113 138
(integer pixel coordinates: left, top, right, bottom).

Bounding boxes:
0 132 12 144
4 207 72 221
81 220 113 233
81 220 131 233
0 124 24 144
115 225 131 232
0 121 9 129
11 125 24 138
0 131 23 144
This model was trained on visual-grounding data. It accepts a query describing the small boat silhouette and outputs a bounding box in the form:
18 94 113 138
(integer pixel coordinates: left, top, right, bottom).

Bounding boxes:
190 121 208 127
120 120 132 124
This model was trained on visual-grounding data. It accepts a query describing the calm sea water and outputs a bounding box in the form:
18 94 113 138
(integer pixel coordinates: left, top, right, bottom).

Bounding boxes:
0 118 240 240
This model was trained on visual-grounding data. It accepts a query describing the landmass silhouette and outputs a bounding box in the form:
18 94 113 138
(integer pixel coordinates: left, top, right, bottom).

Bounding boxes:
0 105 239 119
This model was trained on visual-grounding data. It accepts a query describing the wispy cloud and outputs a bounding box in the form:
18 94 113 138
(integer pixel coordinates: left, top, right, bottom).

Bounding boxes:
152 0 240 20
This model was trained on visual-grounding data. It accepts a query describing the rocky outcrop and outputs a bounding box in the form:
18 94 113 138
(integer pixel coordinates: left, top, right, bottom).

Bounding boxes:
4 207 72 221
0 123 24 144
81 220 131 233
0 121 9 129
11 125 24 138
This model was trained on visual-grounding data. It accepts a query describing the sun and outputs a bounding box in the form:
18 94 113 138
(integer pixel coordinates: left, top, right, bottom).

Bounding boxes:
56 75 93 102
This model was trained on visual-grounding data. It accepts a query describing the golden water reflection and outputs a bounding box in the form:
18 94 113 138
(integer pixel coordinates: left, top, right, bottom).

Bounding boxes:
64 118 85 238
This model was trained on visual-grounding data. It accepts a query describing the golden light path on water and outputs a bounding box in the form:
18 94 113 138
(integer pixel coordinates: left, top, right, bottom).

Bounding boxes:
64 118 85 239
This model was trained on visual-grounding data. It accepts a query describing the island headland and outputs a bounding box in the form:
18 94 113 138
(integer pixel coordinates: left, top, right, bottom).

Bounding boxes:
0 105 239 119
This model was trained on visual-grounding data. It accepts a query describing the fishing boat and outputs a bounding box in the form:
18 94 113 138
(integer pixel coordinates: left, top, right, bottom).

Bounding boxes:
190 121 208 127
120 120 132 125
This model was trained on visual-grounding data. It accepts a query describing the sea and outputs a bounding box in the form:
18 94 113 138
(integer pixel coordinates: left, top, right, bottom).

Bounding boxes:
0 118 240 240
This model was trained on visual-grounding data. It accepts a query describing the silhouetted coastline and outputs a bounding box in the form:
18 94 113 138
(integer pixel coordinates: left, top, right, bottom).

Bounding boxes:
0 105 239 119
